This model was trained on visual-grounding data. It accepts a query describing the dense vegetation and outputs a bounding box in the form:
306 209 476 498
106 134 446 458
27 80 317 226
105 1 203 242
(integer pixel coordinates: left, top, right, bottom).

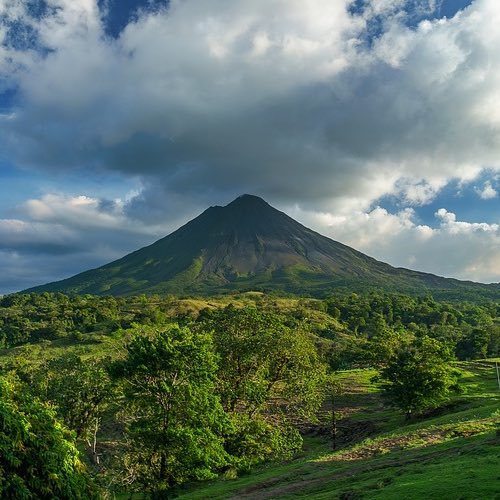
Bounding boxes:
181 361 500 499
1 292 497 361
0 291 498 497
0 374 98 499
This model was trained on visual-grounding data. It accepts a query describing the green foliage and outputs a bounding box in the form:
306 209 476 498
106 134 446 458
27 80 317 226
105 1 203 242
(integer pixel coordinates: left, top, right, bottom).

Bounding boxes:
197 305 327 465
224 414 302 470
0 290 497 496
1 292 497 366
377 337 462 418
42 354 113 440
456 325 500 360
0 292 168 347
111 324 228 492
201 306 326 416
324 292 499 363
0 375 97 499
181 360 500 500
1 348 114 469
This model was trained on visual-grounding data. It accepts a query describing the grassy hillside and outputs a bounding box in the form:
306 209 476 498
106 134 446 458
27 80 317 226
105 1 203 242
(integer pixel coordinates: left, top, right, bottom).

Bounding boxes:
2 338 497 499
178 361 500 499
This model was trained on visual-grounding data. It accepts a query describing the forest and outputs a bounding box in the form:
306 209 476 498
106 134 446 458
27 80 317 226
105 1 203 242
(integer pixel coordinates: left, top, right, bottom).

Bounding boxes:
0 291 498 498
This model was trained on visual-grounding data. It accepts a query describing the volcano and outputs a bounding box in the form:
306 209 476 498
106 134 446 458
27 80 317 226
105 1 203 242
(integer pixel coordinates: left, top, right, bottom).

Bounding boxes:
25 194 498 298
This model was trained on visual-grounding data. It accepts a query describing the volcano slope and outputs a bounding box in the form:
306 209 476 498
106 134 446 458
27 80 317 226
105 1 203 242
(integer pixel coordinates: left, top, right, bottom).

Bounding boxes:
25 195 498 299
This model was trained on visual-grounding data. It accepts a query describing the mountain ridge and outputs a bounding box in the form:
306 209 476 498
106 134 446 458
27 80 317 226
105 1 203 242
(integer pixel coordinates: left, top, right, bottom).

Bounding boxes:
24 195 498 299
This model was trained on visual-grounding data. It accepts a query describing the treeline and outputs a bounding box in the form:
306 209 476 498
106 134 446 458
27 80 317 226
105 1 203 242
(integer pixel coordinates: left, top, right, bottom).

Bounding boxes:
0 292 164 347
321 293 499 367
1 292 498 362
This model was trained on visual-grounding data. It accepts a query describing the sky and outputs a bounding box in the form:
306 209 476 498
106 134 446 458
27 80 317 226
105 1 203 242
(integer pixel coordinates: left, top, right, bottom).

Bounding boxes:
0 0 499 294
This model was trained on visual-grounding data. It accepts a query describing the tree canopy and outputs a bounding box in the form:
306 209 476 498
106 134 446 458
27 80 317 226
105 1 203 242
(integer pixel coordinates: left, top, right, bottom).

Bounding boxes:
378 336 462 419
111 324 229 492
0 375 97 499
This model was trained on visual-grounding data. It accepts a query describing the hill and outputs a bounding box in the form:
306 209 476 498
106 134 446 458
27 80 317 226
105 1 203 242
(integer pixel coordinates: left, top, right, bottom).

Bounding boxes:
24 194 499 299
3 333 497 499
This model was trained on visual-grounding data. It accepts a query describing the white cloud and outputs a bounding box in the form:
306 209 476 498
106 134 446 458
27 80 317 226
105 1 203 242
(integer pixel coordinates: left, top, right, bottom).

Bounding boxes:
0 0 499 216
0 1 500 290
291 205 499 283
0 189 498 294
0 192 172 293
396 177 448 205
435 207 498 234
22 193 127 229
475 180 498 199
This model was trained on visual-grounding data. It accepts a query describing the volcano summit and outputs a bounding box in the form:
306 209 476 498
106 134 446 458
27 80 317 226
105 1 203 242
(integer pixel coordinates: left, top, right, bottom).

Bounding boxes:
25 195 498 298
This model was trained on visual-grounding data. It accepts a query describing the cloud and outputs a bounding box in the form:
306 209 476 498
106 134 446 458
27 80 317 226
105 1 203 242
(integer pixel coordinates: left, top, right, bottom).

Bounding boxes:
22 193 129 229
290 204 499 283
0 247 118 295
0 217 77 254
0 1 499 290
0 192 170 293
0 0 498 216
475 180 498 199
0 189 497 294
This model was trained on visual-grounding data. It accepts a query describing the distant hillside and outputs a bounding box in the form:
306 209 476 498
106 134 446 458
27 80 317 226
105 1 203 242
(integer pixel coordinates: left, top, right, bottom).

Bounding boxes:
25 194 499 299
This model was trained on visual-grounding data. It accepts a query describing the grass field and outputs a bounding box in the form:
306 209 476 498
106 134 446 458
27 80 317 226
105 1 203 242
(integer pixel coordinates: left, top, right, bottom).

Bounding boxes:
176 360 500 499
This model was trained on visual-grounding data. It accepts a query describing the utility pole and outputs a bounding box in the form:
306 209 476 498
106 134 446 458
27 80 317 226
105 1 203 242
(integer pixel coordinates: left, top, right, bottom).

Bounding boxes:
331 391 337 451
328 378 341 451
496 362 500 391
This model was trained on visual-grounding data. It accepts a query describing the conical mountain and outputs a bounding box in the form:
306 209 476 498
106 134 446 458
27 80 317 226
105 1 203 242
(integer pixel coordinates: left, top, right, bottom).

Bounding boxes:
25 195 498 298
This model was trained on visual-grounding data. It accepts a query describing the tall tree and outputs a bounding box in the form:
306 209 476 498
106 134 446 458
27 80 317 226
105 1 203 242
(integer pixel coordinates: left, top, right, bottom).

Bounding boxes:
198 306 326 465
42 354 113 464
112 324 228 493
201 306 326 418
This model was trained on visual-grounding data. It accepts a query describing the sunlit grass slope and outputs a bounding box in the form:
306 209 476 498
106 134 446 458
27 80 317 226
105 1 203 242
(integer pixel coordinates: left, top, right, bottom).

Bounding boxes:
178 361 500 499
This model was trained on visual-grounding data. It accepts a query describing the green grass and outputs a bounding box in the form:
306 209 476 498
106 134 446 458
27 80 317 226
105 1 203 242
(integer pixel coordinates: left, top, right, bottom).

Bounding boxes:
1 331 498 499
0 332 127 371
177 361 500 499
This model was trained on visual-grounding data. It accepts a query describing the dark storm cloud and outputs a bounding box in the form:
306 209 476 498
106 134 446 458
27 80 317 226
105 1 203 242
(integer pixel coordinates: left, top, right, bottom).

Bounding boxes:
0 0 498 289
1 0 497 216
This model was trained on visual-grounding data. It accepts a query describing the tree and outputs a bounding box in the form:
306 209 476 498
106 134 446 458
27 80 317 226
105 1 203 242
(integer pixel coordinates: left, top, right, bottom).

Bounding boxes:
42 354 113 464
198 306 326 465
111 324 228 493
456 327 497 360
201 306 326 418
364 313 407 365
0 375 97 499
378 336 461 419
